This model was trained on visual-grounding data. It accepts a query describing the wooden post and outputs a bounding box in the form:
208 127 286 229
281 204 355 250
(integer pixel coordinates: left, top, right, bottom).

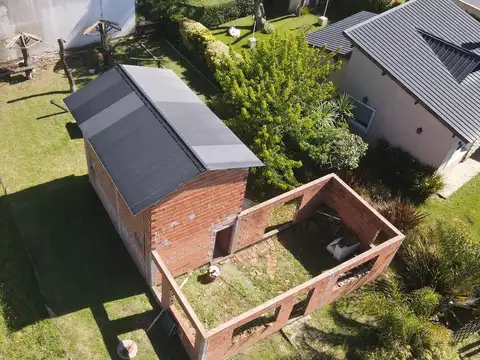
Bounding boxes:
99 23 113 67
58 38 77 93
19 35 33 80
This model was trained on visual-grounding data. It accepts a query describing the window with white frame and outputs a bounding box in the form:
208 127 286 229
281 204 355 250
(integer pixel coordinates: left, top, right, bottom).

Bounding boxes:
349 96 376 133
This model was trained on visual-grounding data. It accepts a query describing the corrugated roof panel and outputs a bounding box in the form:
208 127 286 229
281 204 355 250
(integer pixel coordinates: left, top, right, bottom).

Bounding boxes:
305 11 376 56
344 0 480 142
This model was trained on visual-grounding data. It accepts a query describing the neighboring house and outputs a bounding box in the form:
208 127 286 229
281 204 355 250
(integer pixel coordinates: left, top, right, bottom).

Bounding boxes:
306 11 377 86
65 65 404 360
0 0 135 61
307 0 480 172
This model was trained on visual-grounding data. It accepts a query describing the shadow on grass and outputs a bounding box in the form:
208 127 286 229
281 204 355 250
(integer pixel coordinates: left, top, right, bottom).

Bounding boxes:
280 304 378 360
276 223 340 276
7 90 70 104
0 175 188 359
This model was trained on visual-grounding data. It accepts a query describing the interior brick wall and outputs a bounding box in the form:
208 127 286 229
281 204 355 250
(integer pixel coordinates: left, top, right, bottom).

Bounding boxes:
234 176 331 251
150 169 248 280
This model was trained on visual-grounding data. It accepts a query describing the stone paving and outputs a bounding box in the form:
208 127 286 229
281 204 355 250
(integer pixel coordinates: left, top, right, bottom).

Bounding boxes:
438 151 480 198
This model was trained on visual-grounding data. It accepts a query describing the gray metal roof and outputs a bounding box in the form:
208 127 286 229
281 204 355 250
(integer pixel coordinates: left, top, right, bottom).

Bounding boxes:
305 11 376 56
64 65 262 214
418 29 480 83
344 0 480 143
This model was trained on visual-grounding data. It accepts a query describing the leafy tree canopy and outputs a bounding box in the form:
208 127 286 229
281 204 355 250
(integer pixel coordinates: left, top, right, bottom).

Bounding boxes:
212 32 367 190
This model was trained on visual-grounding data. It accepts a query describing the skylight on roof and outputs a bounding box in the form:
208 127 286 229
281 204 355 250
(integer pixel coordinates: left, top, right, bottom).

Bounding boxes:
418 29 480 83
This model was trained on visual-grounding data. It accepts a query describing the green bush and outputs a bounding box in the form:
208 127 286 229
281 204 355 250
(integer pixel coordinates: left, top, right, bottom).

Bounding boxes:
364 139 445 201
263 21 275 34
359 276 458 360
399 222 480 295
375 197 427 233
199 0 254 28
204 39 230 69
179 19 214 52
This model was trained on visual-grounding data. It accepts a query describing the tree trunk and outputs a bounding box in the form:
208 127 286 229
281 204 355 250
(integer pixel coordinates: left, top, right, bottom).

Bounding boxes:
58 38 77 93
99 23 113 67
19 36 33 80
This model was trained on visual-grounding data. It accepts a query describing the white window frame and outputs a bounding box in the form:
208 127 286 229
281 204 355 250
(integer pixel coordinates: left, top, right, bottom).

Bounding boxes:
349 96 377 135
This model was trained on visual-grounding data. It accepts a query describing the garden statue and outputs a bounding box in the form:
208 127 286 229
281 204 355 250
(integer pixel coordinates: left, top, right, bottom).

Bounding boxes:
254 0 266 32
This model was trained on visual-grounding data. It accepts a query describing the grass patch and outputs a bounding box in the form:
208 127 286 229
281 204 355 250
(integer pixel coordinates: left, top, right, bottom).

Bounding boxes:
178 223 340 329
212 14 320 51
422 174 480 235
0 36 216 359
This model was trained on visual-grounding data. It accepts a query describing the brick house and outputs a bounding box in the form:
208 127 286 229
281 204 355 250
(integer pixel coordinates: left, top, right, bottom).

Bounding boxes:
65 65 404 360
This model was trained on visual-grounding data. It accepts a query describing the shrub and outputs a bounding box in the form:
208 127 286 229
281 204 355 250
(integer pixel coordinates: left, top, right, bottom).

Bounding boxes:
375 197 427 233
399 223 480 295
409 287 441 319
199 0 254 28
213 33 367 190
179 19 214 53
364 139 445 201
263 21 275 34
204 39 230 70
359 276 458 360
301 7 311 16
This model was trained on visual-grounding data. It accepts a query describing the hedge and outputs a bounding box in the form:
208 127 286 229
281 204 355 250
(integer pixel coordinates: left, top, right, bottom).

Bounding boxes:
176 17 231 70
199 0 254 28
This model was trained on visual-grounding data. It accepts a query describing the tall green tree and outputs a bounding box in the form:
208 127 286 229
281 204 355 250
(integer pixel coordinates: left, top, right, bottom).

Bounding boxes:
212 32 367 190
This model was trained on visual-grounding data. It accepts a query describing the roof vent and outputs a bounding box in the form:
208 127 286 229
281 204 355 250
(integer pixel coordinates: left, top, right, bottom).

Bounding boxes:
417 29 480 83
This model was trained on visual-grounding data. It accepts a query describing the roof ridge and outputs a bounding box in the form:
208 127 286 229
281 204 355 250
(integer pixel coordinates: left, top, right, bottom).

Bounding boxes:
116 64 207 172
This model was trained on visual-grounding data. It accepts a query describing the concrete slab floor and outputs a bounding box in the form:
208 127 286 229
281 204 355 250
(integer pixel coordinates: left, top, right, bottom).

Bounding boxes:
439 151 480 198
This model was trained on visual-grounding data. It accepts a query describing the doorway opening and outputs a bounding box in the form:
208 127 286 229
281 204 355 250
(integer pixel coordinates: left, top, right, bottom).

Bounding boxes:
213 224 235 260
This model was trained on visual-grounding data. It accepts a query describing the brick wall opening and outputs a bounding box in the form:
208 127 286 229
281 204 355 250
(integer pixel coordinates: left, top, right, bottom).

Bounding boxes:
289 289 315 320
265 197 302 233
231 307 280 344
213 224 235 260
335 255 378 289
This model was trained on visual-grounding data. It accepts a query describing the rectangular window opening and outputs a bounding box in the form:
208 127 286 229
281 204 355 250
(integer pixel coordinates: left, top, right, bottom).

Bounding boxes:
232 307 279 344
335 255 378 289
289 289 315 320
265 197 302 233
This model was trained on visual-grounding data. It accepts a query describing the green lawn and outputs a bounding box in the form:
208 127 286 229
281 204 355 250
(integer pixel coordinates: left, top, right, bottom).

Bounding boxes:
0 38 217 360
212 13 321 51
422 174 480 235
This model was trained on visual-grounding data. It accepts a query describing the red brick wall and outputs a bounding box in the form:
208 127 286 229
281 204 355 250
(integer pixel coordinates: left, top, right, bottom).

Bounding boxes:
84 140 151 280
150 169 248 280
234 176 331 251
204 235 403 360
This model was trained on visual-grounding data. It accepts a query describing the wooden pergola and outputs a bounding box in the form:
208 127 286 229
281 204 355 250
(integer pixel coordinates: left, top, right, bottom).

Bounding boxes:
3 32 42 79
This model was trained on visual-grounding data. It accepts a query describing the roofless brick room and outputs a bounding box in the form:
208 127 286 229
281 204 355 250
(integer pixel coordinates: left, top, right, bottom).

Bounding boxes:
65 65 405 360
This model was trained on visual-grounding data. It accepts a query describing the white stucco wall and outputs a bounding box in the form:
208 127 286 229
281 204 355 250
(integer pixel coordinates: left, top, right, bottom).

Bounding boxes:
329 57 350 88
0 0 135 61
342 48 459 169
